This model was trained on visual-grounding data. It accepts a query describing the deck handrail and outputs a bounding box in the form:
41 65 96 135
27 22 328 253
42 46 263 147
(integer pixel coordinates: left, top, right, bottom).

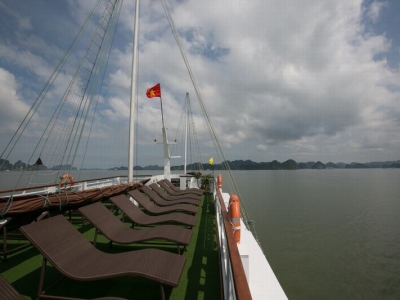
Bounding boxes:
215 186 252 300
0 176 127 194
0 174 155 195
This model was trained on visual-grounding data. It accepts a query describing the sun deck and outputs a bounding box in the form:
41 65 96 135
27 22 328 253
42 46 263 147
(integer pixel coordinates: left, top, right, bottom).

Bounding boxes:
0 194 221 299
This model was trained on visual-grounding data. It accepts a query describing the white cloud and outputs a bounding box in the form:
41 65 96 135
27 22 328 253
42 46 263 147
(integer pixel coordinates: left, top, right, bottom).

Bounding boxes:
257 144 268 151
366 0 387 23
0 2 32 30
1 0 400 167
101 96 130 121
0 68 30 132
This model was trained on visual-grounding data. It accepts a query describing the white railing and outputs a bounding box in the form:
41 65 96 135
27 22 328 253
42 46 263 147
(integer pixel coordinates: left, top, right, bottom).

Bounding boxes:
215 189 237 299
0 176 135 199
213 176 288 300
76 177 126 191
213 183 252 300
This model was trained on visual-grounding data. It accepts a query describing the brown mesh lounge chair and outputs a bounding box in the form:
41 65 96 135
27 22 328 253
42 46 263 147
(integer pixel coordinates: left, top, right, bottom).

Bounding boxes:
1 211 49 261
162 179 205 195
157 181 202 199
159 180 203 197
150 183 202 201
128 190 198 215
19 214 186 300
78 202 192 253
0 275 25 300
110 195 196 228
144 185 200 206
0 275 126 300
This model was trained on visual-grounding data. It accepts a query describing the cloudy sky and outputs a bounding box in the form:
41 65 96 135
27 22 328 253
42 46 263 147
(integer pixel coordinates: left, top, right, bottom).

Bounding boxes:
0 0 399 169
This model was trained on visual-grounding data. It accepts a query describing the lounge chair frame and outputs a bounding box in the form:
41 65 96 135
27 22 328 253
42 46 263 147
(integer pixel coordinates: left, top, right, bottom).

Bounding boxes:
158 179 205 195
109 195 196 228
128 190 198 215
19 214 186 300
143 185 200 206
157 181 203 199
78 202 192 254
162 179 205 194
1 211 48 261
0 275 26 300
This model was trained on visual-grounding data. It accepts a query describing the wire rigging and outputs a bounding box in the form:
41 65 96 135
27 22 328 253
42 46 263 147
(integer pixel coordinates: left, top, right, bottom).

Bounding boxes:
160 0 256 238
0 0 123 191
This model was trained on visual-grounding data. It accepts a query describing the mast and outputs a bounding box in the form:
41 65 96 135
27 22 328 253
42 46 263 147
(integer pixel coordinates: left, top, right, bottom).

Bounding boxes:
184 92 189 174
161 127 179 180
128 0 140 183
162 127 171 179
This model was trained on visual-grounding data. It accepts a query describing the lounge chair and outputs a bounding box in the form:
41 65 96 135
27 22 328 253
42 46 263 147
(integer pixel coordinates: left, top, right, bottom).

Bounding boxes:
0 274 126 300
110 195 196 228
0 275 25 300
162 179 205 195
157 181 202 199
144 185 200 206
1 211 49 261
19 214 186 300
78 202 192 253
128 190 198 215
150 182 202 200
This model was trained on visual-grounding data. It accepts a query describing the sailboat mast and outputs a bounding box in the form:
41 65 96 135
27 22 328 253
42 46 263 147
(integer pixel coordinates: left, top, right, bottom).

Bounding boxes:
184 92 189 174
128 0 140 183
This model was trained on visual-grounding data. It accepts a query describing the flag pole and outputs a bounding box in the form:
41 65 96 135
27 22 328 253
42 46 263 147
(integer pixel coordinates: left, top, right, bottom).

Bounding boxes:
160 96 165 128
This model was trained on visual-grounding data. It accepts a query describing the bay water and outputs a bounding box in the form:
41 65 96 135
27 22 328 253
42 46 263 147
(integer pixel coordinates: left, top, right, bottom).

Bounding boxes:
223 169 400 300
1 169 399 299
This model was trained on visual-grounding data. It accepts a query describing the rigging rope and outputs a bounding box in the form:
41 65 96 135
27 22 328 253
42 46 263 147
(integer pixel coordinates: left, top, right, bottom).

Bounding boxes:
0 0 123 216
77 1 123 174
0 0 103 190
160 0 257 238
171 93 203 171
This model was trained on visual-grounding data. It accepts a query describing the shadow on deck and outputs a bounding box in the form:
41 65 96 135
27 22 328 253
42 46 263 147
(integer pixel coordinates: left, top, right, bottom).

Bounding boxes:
179 193 221 300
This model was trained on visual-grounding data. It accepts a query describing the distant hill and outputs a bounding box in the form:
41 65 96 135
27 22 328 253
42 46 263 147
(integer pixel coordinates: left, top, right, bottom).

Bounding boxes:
0 159 77 171
2 158 400 171
133 159 400 171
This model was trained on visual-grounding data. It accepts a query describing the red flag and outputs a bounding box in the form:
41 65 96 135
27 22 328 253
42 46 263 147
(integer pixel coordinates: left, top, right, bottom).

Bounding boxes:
146 83 161 98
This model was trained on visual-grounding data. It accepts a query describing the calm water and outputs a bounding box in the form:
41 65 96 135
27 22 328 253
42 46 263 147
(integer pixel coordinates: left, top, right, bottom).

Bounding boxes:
223 169 400 300
1 169 400 299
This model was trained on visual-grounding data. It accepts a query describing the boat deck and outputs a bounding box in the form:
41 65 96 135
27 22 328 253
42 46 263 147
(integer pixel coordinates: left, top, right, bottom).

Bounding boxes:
0 194 221 299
